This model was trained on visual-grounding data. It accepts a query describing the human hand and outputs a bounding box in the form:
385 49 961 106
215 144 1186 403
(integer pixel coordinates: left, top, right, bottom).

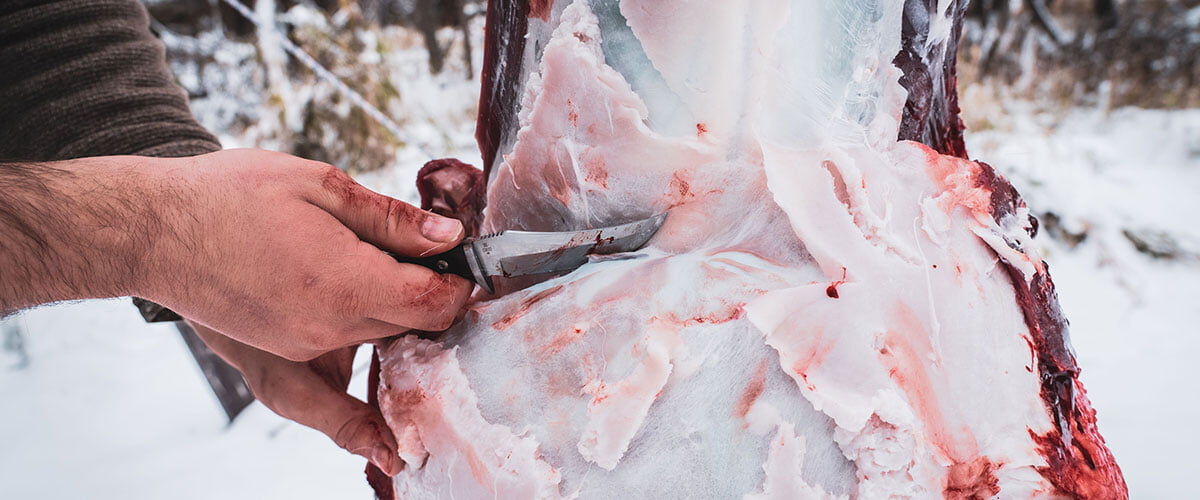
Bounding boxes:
142 149 473 361
188 321 404 475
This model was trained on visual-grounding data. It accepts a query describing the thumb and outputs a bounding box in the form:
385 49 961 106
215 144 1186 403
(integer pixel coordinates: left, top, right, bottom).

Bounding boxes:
265 365 405 476
311 166 464 256
330 404 405 476
193 322 405 475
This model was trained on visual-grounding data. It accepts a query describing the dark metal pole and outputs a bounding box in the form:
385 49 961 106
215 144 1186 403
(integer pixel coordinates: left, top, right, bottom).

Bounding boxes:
174 320 255 423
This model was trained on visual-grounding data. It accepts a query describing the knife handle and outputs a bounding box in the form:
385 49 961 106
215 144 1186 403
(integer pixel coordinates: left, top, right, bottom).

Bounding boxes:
390 246 477 284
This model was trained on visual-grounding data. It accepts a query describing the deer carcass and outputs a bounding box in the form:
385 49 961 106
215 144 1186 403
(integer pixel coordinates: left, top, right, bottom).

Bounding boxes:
367 0 1127 498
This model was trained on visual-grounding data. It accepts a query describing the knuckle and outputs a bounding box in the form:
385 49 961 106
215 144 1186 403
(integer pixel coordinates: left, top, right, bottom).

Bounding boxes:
378 198 402 240
315 163 342 179
319 269 370 316
314 164 347 190
333 284 369 317
383 198 425 237
331 411 375 450
313 164 371 209
383 197 409 228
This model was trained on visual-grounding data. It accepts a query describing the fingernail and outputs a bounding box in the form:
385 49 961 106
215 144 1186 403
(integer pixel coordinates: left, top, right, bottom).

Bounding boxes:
421 214 462 242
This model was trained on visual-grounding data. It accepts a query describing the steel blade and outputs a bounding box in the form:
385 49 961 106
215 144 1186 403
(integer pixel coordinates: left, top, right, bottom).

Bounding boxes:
466 213 667 288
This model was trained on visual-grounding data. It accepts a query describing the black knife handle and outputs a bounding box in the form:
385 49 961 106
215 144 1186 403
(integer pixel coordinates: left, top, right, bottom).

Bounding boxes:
390 246 476 284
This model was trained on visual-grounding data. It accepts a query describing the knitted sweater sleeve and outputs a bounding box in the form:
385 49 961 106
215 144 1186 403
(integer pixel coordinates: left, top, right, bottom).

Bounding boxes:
0 0 220 160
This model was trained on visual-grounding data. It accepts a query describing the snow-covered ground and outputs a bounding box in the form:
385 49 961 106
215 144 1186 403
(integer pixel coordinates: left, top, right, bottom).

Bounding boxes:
0 299 374 499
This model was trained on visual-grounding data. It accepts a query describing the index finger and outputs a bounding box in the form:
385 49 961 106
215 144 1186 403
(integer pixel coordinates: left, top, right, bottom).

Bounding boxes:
350 247 474 334
307 165 465 258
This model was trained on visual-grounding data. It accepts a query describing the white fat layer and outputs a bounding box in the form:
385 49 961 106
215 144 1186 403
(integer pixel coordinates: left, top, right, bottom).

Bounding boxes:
383 0 1059 497
744 401 847 500
379 338 562 499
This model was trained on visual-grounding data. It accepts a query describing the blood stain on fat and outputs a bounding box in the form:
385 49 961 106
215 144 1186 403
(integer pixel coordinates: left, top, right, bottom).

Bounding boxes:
584 156 608 188
390 388 428 408
655 305 744 328
491 284 565 330
538 326 586 357
734 360 768 420
826 267 848 298
944 458 1001 499
670 171 693 200
567 99 579 125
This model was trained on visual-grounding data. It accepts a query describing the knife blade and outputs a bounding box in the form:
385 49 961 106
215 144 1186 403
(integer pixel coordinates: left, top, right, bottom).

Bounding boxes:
393 213 667 294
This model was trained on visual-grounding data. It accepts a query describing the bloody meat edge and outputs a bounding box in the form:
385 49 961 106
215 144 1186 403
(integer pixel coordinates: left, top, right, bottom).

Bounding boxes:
894 0 1125 496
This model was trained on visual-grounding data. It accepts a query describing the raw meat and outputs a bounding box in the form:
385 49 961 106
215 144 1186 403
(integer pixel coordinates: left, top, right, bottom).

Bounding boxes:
371 0 1126 498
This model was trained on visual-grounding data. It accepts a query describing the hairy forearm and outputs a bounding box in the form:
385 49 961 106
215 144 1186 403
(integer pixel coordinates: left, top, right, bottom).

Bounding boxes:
0 156 175 315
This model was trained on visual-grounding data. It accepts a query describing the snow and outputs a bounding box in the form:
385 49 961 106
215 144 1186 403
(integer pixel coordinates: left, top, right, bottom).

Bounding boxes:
0 299 372 499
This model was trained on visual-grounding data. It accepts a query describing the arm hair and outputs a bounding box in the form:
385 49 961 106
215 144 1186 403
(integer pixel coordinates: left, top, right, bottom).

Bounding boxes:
0 158 171 316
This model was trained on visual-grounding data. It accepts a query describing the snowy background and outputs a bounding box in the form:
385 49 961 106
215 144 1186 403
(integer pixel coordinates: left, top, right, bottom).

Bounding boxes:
2 1 1197 498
